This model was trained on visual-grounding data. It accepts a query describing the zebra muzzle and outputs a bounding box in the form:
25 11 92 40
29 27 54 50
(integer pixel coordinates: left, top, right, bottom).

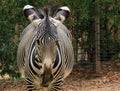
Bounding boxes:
41 64 53 87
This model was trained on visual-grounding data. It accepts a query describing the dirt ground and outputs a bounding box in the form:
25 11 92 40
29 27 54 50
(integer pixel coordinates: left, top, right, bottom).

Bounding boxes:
0 60 120 91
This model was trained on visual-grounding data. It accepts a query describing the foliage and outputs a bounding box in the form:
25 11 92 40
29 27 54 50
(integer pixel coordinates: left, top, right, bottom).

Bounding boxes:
0 0 28 77
100 0 120 61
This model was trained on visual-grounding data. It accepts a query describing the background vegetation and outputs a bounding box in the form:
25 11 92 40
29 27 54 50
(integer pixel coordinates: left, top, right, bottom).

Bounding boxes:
0 0 120 78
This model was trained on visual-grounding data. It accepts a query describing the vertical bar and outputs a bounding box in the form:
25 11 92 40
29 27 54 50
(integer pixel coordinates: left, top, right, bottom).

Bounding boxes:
94 0 101 73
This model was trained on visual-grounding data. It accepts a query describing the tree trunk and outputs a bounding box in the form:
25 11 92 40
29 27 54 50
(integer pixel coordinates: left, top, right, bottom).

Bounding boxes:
94 0 101 73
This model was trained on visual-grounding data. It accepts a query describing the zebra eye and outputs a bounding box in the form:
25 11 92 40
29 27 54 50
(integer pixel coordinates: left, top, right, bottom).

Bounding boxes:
36 39 40 45
35 55 42 63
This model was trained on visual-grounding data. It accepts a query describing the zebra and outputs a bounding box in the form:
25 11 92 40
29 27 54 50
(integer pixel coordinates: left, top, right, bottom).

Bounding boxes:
17 5 74 91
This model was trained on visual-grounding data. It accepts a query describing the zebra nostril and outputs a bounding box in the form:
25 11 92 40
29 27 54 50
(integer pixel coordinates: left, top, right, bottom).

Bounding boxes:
50 74 53 81
40 65 53 87
41 72 53 87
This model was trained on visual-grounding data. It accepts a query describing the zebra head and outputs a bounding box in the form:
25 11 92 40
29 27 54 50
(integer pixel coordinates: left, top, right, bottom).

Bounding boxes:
35 8 58 87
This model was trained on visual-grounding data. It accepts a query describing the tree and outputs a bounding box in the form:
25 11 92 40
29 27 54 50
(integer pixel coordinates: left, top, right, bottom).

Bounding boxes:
94 0 101 73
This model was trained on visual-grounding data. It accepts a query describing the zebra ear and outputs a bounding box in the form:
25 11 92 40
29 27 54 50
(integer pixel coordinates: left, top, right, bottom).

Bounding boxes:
23 5 40 22
54 6 70 23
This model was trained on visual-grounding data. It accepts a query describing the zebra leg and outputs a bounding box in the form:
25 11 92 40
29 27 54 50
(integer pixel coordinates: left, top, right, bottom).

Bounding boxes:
19 69 25 78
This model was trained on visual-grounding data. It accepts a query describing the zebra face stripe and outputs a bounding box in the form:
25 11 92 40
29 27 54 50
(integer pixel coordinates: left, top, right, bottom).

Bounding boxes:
35 19 59 65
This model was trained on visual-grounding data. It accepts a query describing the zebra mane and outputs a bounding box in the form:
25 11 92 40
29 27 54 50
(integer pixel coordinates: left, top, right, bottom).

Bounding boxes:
44 7 51 33
36 7 58 43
